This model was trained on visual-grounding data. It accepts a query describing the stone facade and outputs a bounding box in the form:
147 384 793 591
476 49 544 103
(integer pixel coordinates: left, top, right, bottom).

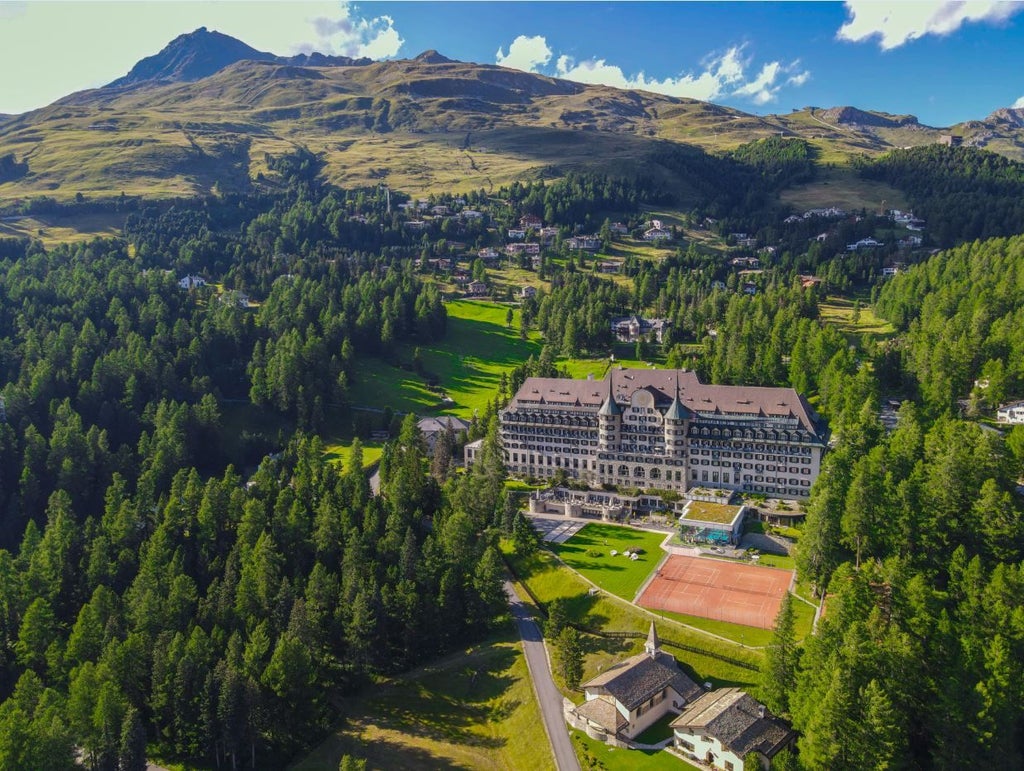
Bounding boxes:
500 369 827 499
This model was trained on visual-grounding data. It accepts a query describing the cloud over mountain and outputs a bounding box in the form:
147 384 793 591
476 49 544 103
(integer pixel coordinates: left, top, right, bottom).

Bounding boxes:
495 35 807 105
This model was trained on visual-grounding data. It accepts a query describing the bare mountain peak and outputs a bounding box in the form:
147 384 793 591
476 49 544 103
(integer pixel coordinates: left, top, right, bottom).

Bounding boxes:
413 50 457 64
817 105 926 129
106 28 370 89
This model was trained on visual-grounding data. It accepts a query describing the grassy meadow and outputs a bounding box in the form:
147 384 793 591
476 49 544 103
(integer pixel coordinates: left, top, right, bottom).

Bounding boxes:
291 632 554 771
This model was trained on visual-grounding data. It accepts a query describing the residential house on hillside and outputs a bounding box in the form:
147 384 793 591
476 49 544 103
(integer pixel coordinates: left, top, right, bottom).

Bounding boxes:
467 280 488 296
519 285 537 299
610 222 630 235
178 275 207 290
520 214 543 229
997 400 1024 424
460 209 483 220
610 315 672 343
846 237 883 251
644 226 672 241
538 226 560 244
507 228 526 240
566 624 702 745
478 247 501 263
671 687 795 771
431 204 450 216
417 416 471 452
566 235 602 252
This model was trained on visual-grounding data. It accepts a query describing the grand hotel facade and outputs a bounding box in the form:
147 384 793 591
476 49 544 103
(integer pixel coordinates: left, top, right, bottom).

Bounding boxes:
500 368 828 499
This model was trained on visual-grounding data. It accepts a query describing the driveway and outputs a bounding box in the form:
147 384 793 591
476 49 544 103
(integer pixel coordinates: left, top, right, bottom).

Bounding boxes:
505 580 582 771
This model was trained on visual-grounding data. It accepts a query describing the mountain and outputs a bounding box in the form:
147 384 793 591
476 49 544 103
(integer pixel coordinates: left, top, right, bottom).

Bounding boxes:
3 28 1024 201
107 27 370 89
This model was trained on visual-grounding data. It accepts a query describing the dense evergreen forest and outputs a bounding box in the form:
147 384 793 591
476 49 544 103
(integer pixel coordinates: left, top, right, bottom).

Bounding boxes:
1 139 1024 768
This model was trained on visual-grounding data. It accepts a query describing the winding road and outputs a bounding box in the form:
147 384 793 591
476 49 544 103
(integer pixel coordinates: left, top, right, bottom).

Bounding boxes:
504 580 582 771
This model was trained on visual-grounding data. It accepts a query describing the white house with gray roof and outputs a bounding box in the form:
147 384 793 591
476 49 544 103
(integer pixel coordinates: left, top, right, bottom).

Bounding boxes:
671 687 795 770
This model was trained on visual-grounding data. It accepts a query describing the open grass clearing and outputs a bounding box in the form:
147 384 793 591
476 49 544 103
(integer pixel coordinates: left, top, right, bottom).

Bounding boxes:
501 543 762 690
571 731 701 771
291 631 553 771
551 523 668 600
819 295 896 341
347 300 542 419
779 165 907 212
322 440 383 470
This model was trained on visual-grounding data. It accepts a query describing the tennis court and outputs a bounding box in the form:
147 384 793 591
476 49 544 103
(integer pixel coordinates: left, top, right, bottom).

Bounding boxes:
637 554 793 629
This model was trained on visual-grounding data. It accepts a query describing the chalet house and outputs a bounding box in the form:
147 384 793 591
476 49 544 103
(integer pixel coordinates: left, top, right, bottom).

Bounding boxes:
743 282 758 296
671 688 795 771
736 238 758 249
798 275 823 289
730 257 760 269
506 243 541 257
507 228 527 240
644 227 672 241
538 226 560 244
452 273 471 286
997 400 1024 424
431 204 450 216
477 247 501 263
898 235 923 249
610 315 672 343
519 285 537 299
610 222 630 235
598 261 620 274
567 235 602 252
520 214 543 229
417 416 471 452
179 275 207 290
404 220 429 232
846 237 883 251
939 134 963 147
567 625 702 744
460 209 483 220
463 437 483 467
467 280 488 296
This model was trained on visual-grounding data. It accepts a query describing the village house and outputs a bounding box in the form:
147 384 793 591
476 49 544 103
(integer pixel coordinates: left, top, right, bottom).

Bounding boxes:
460 209 483 220
803 207 846 219
178 275 206 290
644 226 672 241
610 221 630 235
520 214 543 230
566 624 702 745
846 237 883 251
898 235 923 249
730 257 760 269
671 687 796 771
566 235 602 252
538 226 560 244
507 228 526 240
736 237 758 249
430 204 450 216
417 416 471 452
477 247 501 263
519 285 537 299
467 280 487 296
610 315 672 343
404 220 429 232
711 280 727 291
743 282 758 295
798 275 823 290
783 215 802 224
598 261 620 274
997 400 1024 424
506 243 541 257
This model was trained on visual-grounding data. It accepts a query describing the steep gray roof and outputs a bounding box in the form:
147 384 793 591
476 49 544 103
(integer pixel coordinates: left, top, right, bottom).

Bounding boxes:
508 368 824 436
671 688 795 758
583 650 701 711
575 698 628 734
417 415 471 434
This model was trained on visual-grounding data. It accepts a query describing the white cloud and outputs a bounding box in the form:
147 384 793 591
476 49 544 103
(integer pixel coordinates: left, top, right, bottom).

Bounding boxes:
309 3 403 59
1013 96 1024 108
837 1 1023 50
495 36 806 105
496 35 552 72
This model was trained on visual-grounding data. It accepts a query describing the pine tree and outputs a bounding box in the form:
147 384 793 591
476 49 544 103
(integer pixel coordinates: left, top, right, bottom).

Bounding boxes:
761 593 798 715
556 627 583 690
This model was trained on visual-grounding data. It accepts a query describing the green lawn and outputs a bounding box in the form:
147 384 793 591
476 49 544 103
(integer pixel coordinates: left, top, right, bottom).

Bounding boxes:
551 524 668 600
571 732 701 771
502 543 762 690
656 609 775 648
347 300 542 419
633 712 678 745
819 296 896 341
322 440 384 470
291 631 554 771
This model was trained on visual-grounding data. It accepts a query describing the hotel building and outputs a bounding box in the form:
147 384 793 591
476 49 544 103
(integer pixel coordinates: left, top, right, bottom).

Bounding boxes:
500 368 828 499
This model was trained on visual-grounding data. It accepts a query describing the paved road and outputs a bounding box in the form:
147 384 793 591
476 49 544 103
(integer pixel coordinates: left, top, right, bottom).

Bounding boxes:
505 581 581 771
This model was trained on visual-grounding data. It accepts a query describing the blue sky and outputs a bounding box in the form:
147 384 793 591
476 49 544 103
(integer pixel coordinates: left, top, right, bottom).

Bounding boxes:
2 1 1024 125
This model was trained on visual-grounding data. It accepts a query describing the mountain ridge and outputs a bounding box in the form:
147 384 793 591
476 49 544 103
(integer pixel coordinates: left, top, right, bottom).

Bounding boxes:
2 28 1024 200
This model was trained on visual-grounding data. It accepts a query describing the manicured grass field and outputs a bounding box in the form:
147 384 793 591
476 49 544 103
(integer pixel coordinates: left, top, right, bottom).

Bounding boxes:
347 300 542 419
292 632 554 771
682 501 742 524
571 731 701 771
551 524 668 600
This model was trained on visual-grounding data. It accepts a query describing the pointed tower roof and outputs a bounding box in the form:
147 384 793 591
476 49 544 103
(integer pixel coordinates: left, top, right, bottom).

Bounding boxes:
645 621 661 657
598 373 621 417
665 370 686 421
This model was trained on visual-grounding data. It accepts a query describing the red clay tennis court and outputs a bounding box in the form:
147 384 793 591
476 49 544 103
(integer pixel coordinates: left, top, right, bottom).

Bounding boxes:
637 555 793 630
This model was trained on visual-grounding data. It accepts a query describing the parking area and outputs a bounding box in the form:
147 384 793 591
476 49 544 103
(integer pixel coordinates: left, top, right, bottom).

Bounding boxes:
528 515 589 544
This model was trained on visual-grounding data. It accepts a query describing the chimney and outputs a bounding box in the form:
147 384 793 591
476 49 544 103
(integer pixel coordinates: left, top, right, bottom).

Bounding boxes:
758 705 766 718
